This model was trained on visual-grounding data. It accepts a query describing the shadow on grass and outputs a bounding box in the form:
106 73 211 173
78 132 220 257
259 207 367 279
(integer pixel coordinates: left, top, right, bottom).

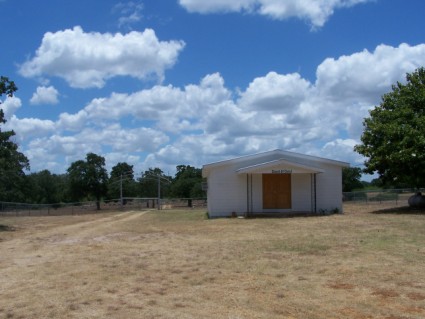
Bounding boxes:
0 224 15 232
246 212 338 219
370 206 425 215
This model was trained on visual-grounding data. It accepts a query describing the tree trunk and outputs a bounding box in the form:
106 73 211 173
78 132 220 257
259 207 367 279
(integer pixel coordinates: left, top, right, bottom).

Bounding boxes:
96 196 101 210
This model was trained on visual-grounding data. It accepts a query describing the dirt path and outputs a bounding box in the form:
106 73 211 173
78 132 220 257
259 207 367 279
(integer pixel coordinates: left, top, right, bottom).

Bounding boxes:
1 210 149 261
0 210 154 318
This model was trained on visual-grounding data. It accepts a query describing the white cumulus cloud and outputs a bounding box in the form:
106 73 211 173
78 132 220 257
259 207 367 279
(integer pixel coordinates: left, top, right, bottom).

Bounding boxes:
153 42 425 166
57 110 88 131
30 86 59 105
314 43 425 138
316 43 425 103
19 42 425 173
178 0 372 27
5 116 56 141
0 96 21 119
320 139 364 165
82 73 231 133
238 72 311 111
19 26 186 88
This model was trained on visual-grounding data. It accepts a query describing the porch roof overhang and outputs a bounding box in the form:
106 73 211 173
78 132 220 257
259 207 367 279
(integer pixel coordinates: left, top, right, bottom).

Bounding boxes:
236 158 325 174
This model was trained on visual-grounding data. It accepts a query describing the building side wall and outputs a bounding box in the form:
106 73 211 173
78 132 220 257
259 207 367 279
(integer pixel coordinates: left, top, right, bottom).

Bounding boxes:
292 174 313 212
206 164 247 217
315 163 343 213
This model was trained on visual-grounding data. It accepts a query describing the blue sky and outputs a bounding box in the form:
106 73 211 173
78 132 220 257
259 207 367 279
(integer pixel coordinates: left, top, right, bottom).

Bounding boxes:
1 0 425 177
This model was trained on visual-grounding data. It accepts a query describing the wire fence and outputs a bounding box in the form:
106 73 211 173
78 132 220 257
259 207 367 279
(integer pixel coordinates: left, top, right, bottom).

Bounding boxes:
343 188 423 207
2 189 420 217
0 198 207 217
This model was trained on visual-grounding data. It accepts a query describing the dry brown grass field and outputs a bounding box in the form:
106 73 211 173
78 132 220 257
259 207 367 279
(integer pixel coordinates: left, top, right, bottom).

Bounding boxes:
1 203 425 319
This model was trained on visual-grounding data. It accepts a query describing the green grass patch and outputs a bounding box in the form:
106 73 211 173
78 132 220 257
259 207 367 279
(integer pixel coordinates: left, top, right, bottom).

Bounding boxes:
368 192 399 201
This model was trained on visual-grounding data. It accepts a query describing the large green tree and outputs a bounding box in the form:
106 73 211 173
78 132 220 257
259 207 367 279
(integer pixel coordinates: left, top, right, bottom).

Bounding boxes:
342 167 364 192
0 77 30 202
67 153 108 209
355 67 425 188
170 165 204 198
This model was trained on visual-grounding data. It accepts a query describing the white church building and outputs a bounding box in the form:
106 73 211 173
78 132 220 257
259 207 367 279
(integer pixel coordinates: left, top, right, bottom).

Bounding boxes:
202 149 349 218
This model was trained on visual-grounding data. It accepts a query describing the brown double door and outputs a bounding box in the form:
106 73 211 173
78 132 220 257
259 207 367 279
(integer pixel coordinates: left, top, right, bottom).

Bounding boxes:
262 174 292 209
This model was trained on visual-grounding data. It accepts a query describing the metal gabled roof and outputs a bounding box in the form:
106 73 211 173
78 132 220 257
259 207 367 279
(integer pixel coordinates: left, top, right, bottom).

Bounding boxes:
202 149 349 177
235 158 325 174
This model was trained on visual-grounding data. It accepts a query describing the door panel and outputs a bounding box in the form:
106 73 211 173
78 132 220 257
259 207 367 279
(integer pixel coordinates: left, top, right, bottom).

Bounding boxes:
262 174 292 209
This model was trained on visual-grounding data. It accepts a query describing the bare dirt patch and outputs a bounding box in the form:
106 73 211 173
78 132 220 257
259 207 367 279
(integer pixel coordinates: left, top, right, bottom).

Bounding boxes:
372 289 400 298
1 205 425 318
407 292 425 301
328 282 355 290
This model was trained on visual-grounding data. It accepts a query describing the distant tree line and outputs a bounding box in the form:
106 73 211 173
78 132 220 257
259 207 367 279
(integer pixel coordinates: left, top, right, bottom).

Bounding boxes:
342 167 411 193
0 76 205 206
1 150 205 206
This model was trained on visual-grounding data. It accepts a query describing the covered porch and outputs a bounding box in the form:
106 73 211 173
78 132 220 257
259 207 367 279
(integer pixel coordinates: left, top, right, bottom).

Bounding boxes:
236 158 324 217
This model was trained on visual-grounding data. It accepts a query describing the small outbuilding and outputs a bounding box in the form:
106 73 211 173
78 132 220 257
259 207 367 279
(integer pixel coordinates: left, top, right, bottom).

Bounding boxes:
202 149 349 218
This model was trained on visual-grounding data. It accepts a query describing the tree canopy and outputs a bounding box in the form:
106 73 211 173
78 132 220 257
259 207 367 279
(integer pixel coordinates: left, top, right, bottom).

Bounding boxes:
67 153 108 209
138 168 171 198
170 165 204 198
26 170 68 204
355 67 425 188
107 162 137 200
0 77 30 202
342 167 363 192
0 76 17 97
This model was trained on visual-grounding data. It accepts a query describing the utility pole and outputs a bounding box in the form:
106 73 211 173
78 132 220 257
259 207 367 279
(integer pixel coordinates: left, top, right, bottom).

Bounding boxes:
157 173 161 210
120 173 123 209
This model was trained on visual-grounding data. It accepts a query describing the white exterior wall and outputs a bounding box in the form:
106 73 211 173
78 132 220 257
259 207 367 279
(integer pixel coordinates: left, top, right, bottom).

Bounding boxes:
315 163 344 213
291 174 313 212
206 164 247 217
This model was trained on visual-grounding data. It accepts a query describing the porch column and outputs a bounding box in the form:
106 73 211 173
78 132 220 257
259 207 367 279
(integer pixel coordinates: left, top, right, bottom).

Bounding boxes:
246 174 249 217
246 173 253 217
311 173 317 213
